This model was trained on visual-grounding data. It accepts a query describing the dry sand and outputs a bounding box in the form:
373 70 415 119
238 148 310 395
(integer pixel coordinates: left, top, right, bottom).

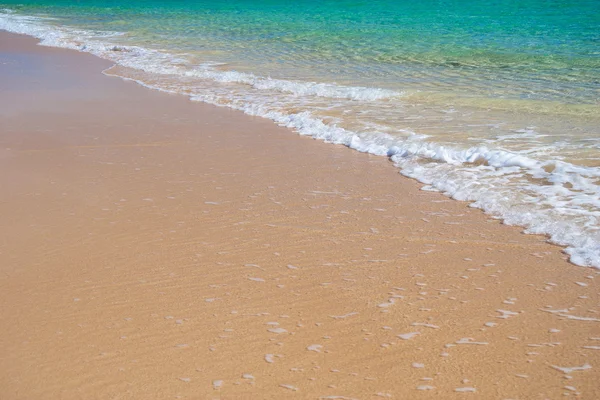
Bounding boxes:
0 32 598 399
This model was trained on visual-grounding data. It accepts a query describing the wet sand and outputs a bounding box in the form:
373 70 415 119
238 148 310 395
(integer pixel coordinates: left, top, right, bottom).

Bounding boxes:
1 32 598 399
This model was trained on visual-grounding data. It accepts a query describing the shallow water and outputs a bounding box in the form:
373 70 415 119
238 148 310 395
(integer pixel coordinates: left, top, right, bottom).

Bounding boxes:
1 0 599 267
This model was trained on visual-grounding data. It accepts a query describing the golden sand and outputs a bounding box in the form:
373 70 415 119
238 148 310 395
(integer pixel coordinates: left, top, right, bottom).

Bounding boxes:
1 32 598 399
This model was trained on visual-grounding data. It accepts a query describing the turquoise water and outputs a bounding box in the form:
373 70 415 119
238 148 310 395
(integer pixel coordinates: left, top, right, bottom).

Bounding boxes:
3 0 600 103
1 0 599 267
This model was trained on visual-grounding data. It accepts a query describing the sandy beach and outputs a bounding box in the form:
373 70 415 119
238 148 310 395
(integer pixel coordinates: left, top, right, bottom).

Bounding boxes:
1 31 598 399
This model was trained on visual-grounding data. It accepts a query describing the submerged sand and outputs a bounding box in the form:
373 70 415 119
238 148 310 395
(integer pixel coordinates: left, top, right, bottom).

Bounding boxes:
0 32 598 399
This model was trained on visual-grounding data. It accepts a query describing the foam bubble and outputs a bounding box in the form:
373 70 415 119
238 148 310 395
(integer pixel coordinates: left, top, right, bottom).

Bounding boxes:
455 387 477 393
212 380 223 389
551 364 592 374
411 322 439 329
265 354 276 363
268 328 288 334
398 332 421 340
456 338 489 345
330 312 358 319
307 344 323 352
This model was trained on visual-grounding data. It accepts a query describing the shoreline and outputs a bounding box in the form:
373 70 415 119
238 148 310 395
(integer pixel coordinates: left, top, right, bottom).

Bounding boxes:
1 31 599 399
2 9 599 270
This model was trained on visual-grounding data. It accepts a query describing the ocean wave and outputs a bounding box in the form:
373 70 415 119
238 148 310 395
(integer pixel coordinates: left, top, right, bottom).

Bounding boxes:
0 12 401 102
1 10 598 268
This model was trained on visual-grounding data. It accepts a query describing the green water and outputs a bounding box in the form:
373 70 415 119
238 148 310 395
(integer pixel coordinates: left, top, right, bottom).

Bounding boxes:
3 0 599 103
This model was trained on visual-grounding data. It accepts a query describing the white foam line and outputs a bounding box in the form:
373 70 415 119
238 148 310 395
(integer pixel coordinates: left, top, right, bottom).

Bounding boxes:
268 328 288 334
279 384 298 391
551 364 592 374
455 387 477 393
561 314 600 322
265 354 276 363
539 308 600 322
330 312 358 319
320 397 359 400
1 13 401 101
307 344 323 353
456 338 489 345
496 309 519 319
398 332 421 340
189 89 600 271
411 322 439 329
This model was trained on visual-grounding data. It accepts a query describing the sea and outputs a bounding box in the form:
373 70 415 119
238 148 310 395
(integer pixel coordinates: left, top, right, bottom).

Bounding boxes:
1 0 598 267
